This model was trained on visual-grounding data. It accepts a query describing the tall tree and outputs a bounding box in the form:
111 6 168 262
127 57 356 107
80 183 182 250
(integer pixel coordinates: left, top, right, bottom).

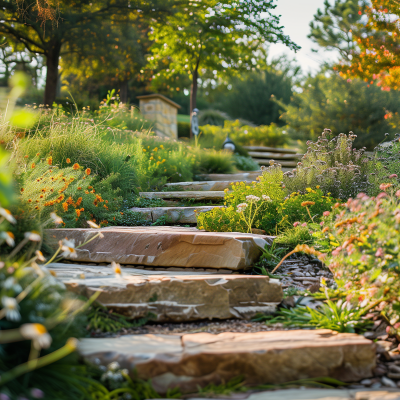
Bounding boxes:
60 17 151 103
214 56 301 126
335 1 400 91
147 0 299 136
0 0 177 105
308 0 366 62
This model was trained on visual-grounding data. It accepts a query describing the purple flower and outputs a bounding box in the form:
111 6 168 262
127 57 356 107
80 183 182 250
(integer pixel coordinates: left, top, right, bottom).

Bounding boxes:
0 394 10 400
31 389 44 399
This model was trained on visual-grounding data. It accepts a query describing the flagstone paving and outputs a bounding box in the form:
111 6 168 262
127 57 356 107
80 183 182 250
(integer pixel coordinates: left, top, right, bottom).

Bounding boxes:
129 205 223 224
139 190 226 200
46 226 272 269
164 180 253 191
78 330 376 394
49 263 282 322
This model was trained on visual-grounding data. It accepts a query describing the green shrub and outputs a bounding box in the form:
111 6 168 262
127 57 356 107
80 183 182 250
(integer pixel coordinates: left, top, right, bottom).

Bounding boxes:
192 148 235 175
178 121 191 138
232 154 259 171
199 120 289 148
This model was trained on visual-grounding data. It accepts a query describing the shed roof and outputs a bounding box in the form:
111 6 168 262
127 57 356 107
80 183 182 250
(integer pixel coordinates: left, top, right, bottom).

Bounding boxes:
137 94 181 109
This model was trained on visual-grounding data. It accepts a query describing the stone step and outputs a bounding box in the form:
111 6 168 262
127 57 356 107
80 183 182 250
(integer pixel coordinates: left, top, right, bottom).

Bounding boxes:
49 263 282 322
254 159 298 167
78 329 375 394
248 151 302 160
139 191 225 201
197 171 261 181
130 205 223 224
46 226 271 270
238 388 400 400
243 145 299 154
163 180 253 191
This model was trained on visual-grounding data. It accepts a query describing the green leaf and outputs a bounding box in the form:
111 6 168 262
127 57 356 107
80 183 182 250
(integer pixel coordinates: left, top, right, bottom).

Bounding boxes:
9 109 37 129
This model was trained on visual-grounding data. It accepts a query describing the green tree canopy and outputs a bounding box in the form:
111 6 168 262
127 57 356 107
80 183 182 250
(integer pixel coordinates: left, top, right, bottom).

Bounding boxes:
0 0 179 105
147 0 299 136
281 72 400 150
213 56 301 126
308 0 366 61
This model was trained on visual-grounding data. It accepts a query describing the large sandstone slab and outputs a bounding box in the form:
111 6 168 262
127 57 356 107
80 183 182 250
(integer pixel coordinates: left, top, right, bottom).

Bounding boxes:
243 145 298 154
79 330 376 394
245 388 400 400
139 191 225 200
48 263 282 321
248 151 302 160
164 181 253 191
45 226 271 270
129 205 223 224
254 159 298 167
197 172 261 181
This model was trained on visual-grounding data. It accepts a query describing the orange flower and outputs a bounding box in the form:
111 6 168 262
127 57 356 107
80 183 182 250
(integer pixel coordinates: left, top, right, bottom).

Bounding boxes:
85 168 91 175
20 188 24 193
85 190 89 194
28 199 32 203
66 158 71 164
301 201 315 207
47 156 52 165
39 195 44 198
120 212 124 215
36 153 39 156
62 202 68 211
66 196 74 205
75 209 81 217
73 163 80 170
24 155 29 158
88 186 93 189
31 163 36 169
77 187 82 190
76 197 82 206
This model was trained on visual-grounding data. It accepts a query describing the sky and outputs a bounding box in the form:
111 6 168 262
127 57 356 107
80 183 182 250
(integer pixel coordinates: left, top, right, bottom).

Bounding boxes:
268 0 339 74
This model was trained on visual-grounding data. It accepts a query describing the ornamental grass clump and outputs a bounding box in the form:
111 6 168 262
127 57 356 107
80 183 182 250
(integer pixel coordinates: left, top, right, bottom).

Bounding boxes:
282 129 371 200
315 188 400 326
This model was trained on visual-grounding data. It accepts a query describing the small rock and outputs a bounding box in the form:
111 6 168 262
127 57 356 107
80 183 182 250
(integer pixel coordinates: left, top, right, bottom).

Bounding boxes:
302 281 314 285
387 372 400 379
360 379 372 386
371 382 382 389
364 331 376 339
381 376 397 388
376 340 395 353
374 366 387 376
397 381 400 388
389 364 400 373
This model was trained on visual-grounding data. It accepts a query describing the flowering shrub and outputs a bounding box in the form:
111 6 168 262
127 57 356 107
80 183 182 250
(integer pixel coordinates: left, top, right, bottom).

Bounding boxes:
197 165 337 234
17 155 122 228
279 187 339 226
282 129 372 200
315 189 400 325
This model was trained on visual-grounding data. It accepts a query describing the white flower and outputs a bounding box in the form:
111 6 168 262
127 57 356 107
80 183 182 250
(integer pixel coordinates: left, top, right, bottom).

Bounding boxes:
2 296 21 321
0 231 15 247
236 202 248 213
50 212 63 225
60 238 77 259
35 250 46 262
24 231 41 242
0 207 16 224
262 195 272 202
111 261 122 278
87 220 100 229
3 277 22 293
245 195 260 202
20 323 52 349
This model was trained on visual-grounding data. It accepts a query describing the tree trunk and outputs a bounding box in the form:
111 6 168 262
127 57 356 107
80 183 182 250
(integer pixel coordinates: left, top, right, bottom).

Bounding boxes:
120 79 129 103
44 42 62 106
190 67 198 139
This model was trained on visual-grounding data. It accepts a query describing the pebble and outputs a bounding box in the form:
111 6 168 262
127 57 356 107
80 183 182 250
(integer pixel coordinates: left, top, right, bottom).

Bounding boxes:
360 379 372 386
389 364 400 373
382 376 397 388
387 372 400 379
371 382 382 389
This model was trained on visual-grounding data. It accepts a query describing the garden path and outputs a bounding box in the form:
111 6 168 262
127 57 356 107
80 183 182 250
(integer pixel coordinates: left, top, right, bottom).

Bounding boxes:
47 173 400 396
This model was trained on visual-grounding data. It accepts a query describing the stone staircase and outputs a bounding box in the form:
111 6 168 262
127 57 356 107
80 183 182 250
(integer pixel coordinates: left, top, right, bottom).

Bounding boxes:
243 145 302 170
46 171 379 395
